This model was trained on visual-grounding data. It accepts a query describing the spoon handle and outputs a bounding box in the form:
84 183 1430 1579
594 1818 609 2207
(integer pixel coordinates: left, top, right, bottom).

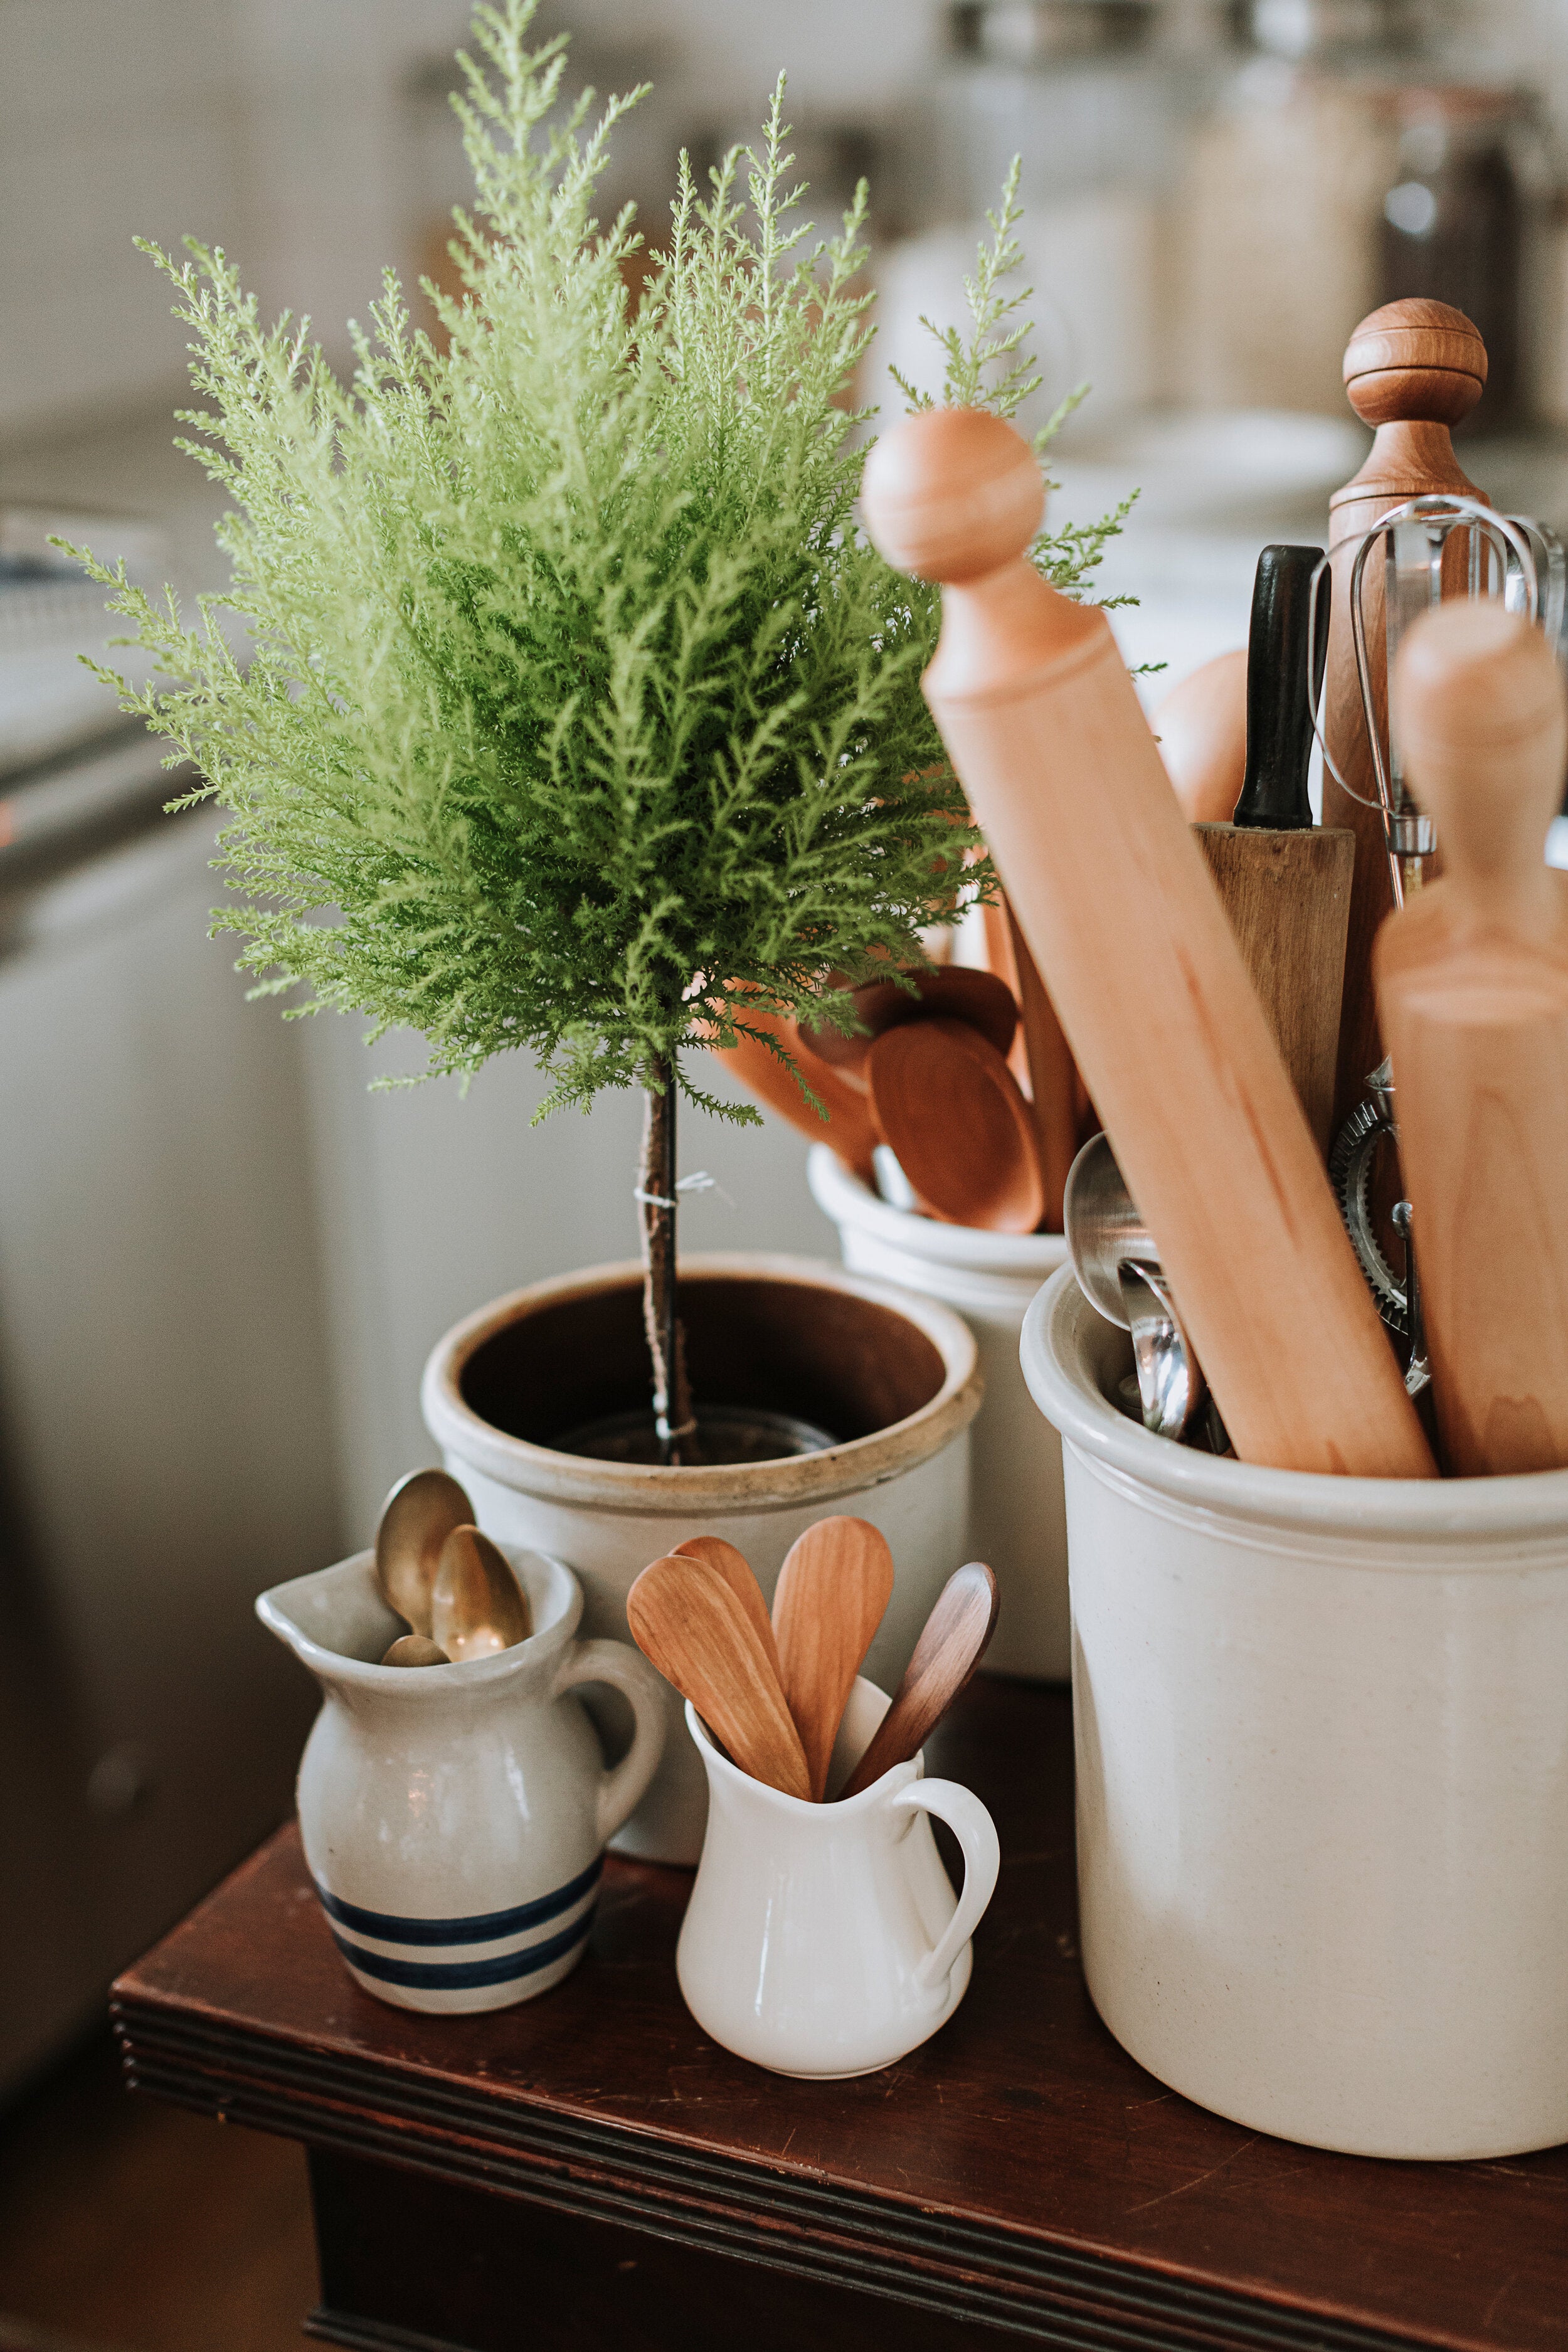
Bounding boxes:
839 1561 998 1800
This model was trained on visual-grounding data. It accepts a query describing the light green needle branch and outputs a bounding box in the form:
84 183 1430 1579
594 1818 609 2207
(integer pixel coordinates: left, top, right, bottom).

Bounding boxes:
66 0 1136 1128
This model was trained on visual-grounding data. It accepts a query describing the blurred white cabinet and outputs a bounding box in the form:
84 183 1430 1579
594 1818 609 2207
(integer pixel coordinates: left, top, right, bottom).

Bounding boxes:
0 781 341 2095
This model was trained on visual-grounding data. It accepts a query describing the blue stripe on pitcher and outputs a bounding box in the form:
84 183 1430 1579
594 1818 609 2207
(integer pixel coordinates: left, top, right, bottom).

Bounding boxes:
313 1855 603 1947
327 1912 593 1991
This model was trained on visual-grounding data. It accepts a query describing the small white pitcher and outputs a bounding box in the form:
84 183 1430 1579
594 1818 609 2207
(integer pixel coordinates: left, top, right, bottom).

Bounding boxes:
257 1547 665 2015
677 1677 1000 2077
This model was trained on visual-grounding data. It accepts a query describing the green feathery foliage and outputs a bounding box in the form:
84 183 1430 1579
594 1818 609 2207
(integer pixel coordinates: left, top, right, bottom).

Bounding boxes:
69 0 1133 1126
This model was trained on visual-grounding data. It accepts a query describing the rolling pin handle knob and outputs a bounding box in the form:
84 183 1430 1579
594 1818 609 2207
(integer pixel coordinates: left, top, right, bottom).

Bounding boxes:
1342 298 1488 432
861 408 1045 587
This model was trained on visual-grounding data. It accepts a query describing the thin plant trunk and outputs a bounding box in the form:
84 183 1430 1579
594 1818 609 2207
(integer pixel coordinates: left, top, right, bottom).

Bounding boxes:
638 1062 695 1466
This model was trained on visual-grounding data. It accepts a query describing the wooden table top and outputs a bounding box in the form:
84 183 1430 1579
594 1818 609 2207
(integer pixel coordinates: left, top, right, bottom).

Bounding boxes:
113 1680 1568 2352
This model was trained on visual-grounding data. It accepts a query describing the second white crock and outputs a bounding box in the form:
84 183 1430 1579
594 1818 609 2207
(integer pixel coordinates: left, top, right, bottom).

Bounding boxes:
1020 1263 1568 2162
808 1145 1069 1678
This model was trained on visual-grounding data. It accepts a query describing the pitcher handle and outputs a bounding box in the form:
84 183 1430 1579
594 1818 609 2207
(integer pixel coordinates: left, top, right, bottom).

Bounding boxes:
893 1777 1001 1996
553 1638 668 1845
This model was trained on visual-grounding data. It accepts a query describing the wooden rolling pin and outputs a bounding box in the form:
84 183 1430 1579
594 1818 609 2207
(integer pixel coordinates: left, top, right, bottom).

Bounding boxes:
1194 544 1353 1157
1376 601 1568 1475
861 407 1434 1478
1325 298 1490 1136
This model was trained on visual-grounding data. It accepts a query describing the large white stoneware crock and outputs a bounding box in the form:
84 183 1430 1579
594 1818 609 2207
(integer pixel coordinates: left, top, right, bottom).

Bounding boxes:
422 1252 982 1867
1020 1264 1568 2161
257 1547 665 2015
677 1676 1000 2077
808 1145 1070 1679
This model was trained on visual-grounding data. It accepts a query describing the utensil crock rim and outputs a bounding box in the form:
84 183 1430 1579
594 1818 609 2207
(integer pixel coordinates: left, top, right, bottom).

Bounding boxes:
421 1251 982 1517
1022 1263 1568 1540
255 1545 581 1688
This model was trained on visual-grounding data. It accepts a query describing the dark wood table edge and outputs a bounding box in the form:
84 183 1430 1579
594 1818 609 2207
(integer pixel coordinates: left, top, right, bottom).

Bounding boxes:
112 1979 1459 2352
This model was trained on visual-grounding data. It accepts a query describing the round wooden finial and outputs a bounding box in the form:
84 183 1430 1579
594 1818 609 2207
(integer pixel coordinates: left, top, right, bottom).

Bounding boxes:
861 408 1044 585
1343 299 1488 431
1392 601 1567 903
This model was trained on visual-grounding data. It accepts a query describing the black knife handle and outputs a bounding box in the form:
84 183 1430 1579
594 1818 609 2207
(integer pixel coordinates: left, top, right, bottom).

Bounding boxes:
1232 545 1330 831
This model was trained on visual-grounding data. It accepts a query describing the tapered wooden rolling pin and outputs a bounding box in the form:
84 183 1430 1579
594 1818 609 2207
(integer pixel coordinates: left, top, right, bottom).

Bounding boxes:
1325 298 1489 1135
861 408 1434 1478
1194 544 1353 1158
1376 602 1568 1475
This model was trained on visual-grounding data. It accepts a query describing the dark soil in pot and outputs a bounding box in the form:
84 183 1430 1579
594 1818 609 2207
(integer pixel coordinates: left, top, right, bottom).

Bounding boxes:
458 1271 948 1468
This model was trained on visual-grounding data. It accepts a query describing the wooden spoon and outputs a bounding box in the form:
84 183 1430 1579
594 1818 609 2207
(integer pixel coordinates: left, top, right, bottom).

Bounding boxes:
799 967 1018 1073
628 1554 812 1799
1153 649 1249 823
430 1526 533 1661
866 1016 1046 1233
839 1561 999 1800
704 996 878 1180
672 1534 781 1679
374 1466 474 1638
771 1517 894 1802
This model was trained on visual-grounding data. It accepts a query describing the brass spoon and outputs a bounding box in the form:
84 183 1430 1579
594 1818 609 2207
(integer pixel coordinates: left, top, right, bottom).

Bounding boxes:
381 1634 451 1668
374 1467 474 1638
838 1561 999 1799
771 1516 894 1802
628 1553 811 1799
430 1525 533 1661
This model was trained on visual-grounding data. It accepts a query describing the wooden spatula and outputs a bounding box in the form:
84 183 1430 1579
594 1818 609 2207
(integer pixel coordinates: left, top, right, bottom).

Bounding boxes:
671 1534 781 1679
703 990 879 1180
866 1015 1046 1234
771 1517 895 1801
628 1554 812 1799
980 896 1081 1231
860 405 1433 1478
1375 599 1568 1474
838 1561 999 1799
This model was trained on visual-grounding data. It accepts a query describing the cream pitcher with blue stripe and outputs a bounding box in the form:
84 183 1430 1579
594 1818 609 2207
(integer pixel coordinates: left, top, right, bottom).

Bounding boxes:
257 1546 665 2014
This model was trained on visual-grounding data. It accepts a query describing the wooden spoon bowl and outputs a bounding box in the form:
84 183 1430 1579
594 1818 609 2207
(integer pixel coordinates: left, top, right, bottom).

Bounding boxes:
798 966 1018 1073
866 1016 1046 1233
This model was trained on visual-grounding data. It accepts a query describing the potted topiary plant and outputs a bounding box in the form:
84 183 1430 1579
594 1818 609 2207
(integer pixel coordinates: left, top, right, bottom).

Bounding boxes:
71 0 1125 1857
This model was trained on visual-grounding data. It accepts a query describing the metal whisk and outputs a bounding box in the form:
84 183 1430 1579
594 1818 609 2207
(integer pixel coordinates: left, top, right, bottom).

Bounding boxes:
1308 494 1567 909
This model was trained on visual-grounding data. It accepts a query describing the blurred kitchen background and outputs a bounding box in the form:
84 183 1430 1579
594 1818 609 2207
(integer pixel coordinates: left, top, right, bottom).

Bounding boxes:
3 0 1568 2102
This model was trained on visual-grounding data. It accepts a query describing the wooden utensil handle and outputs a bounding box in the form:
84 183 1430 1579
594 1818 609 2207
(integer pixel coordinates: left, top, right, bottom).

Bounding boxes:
1376 601 1568 1475
862 408 1433 1478
1194 823 1354 1157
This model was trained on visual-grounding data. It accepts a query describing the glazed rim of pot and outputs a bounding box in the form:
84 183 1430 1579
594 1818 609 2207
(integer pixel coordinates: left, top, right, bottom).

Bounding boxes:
1024 1263 1568 1545
421 1251 983 1517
